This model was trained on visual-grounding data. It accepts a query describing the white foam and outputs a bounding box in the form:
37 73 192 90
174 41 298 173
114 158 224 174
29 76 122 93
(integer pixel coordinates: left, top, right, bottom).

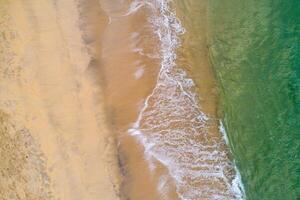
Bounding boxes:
134 65 145 79
108 16 112 24
219 121 230 146
123 1 145 16
157 175 171 200
219 121 246 199
131 31 140 39
127 0 246 199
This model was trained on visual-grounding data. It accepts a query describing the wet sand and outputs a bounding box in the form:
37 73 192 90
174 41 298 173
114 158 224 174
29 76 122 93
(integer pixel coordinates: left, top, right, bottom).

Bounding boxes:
98 1 171 199
0 0 121 199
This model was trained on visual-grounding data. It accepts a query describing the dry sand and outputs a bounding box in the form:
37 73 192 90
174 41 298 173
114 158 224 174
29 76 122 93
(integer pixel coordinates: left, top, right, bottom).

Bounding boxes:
0 0 121 199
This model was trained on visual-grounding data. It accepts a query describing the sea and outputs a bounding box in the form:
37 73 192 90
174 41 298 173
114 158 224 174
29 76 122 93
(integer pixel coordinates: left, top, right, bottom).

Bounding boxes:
208 0 300 199
112 0 300 199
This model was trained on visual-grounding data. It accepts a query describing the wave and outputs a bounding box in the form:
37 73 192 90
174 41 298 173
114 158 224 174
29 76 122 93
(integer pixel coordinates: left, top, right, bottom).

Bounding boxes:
127 0 245 199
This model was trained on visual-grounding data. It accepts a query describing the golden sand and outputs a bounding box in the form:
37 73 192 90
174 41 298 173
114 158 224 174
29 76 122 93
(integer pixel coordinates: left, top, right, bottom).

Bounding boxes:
0 0 121 199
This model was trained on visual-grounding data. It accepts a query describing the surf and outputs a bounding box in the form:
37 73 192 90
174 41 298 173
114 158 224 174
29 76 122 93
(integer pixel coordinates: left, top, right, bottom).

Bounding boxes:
127 0 245 199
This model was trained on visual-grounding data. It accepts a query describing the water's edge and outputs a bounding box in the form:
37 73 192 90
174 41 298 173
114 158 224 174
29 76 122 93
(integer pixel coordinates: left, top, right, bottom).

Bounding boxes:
128 0 245 199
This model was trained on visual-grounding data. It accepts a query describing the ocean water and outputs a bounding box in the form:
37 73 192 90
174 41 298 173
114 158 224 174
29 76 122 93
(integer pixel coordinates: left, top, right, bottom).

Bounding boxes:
128 0 244 199
208 1 300 199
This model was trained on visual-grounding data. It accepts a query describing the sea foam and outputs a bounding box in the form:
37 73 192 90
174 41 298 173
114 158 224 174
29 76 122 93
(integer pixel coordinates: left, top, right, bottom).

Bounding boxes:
127 0 246 199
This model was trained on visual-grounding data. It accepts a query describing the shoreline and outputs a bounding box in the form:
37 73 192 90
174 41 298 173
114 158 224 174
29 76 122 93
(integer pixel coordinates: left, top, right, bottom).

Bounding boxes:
0 0 245 199
98 1 166 199
176 1 245 198
125 0 244 199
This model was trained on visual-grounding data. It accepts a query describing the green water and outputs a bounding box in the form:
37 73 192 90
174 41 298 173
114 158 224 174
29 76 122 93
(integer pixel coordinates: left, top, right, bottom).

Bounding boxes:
208 1 300 199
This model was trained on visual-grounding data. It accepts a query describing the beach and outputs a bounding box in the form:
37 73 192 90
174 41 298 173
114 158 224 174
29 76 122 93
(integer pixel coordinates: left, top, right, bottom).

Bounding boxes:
0 0 121 199
0 0 245 199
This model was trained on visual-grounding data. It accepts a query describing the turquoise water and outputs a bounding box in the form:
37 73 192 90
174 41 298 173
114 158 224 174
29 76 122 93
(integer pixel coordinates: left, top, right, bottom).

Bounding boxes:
208 1 300 199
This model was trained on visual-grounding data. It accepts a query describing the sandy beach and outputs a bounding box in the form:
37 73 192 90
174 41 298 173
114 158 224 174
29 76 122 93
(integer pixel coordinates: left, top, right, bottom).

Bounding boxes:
0 0 243 199
0 0 166 199
0 0 121 199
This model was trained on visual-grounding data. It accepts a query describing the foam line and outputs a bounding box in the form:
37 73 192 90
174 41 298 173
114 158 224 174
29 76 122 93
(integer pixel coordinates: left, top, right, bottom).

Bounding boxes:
127 0 246 199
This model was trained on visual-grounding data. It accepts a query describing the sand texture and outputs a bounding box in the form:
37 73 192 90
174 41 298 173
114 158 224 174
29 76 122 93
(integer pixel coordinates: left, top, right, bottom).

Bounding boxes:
0 0 121 199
